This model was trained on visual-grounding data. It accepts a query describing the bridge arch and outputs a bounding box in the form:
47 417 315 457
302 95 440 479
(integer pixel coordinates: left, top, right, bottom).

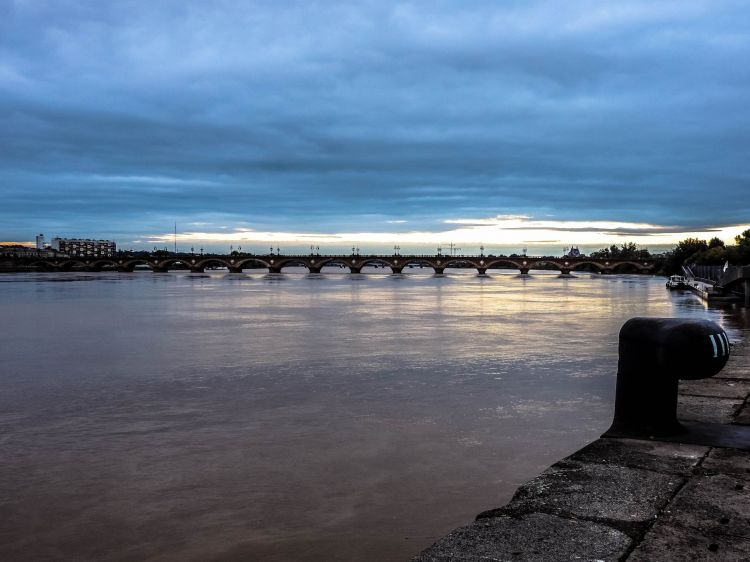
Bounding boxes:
191 258 233 270
57 259 90 271
122 259 154 271
313 258 354 272
610 261 644 273
90 259 118 271
29 260 58 271
403 258 438 272
358 258 396 271
527 260 566 272
441 259 481 270
484 259 523 271
236 258 271 270
268 259 310 272
570 261 605 273
153 258 192 270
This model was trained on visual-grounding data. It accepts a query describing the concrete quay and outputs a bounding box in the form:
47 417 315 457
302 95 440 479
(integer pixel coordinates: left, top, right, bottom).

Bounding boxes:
413 332 750 561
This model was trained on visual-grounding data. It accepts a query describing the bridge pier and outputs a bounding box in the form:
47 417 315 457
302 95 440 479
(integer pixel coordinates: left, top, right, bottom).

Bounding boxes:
519 268 530 275
228 266 243 273
190 267 205 273
350 266 362 274
601 269 613 275
268 266 282 274
434 267 444 275
152 266 169 273
745 279 750 307
308 266 322 274
560 268 571 276
477 268 487 276
391 266 404 274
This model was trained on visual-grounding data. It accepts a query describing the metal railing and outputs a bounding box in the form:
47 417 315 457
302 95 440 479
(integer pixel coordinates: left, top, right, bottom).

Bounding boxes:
689 264 724 284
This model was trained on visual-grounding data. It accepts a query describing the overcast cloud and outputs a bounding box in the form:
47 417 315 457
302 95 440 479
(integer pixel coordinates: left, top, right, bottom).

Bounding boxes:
1 0 749 247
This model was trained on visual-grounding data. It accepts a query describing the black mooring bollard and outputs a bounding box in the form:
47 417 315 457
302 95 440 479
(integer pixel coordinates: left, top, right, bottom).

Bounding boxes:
603 317 730 438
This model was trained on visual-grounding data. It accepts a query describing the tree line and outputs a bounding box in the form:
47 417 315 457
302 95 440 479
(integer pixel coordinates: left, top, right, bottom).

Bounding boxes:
588 229 750 274
663 229 750 273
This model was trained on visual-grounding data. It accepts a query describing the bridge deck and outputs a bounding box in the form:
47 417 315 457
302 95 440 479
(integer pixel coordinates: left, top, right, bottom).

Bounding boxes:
1 254 659 275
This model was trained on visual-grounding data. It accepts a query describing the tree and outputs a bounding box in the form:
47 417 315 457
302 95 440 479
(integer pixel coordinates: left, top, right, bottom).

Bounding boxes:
590 242 651 260
731 229 750 265
663 231 750 273
691 246 728 265
664 238 708 274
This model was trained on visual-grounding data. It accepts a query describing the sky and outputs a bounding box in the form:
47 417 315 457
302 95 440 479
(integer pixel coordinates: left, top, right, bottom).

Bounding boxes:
1 0 749 254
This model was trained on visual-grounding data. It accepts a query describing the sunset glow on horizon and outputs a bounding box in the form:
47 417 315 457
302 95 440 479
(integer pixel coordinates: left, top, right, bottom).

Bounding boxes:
141 216 750 253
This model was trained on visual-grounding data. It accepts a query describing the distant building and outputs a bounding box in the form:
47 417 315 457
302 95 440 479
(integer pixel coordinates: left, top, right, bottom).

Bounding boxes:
35 234 46 249
51 238 116 258
565 246 583 258
0 244 59 258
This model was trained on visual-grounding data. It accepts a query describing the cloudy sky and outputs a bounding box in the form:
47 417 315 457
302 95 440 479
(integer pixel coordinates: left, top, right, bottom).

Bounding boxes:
1 0 749 253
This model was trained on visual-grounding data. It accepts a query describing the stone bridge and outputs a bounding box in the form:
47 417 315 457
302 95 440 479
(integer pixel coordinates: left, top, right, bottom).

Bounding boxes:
6 253 659 275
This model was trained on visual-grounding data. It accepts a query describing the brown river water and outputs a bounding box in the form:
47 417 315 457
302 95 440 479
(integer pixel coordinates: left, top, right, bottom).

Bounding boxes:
0 268 746 561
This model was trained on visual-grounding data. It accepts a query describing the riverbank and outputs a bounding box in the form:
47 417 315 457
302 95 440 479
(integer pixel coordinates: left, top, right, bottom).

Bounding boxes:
413 323 750 561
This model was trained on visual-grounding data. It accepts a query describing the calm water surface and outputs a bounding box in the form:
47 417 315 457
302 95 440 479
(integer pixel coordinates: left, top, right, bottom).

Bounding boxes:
0 269 745 561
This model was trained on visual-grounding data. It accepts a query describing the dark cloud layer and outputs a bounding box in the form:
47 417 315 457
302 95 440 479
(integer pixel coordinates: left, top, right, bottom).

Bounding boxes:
1 0 749 242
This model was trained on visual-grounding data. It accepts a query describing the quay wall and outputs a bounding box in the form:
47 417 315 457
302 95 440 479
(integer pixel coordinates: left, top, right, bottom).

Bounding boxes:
413 324 750 561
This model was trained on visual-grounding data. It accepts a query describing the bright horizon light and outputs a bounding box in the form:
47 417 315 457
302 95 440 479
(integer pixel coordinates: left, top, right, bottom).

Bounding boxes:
141 215 750 251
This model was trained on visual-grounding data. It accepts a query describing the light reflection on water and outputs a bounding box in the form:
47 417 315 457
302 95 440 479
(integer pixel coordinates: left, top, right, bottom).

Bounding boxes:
0 270 745 561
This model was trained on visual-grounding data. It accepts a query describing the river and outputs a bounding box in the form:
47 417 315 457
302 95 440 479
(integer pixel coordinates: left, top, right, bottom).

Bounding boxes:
0 268 744 561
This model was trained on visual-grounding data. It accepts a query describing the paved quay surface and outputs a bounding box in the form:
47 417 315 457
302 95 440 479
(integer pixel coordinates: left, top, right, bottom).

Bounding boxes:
413 334 750 561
